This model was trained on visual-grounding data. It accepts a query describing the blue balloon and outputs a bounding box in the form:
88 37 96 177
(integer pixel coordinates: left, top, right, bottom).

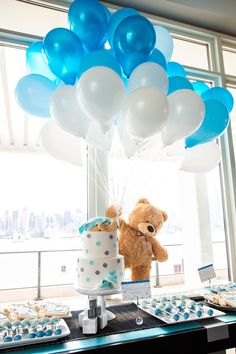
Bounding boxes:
202 87 234 112
79 49 122 77
168 76 193 95
43 28 84 85
167 62 186 78
26 41 58 82
113 15 156 77
107 7 140 47
15 74 57 117
185 99 229 148
148 48 167 70
192 81 209 96
101 3 111 23
68 0 109 52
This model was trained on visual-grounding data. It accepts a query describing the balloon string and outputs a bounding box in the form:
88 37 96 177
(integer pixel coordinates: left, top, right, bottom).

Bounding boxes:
133 145 165 191
124 144 165 209
87 142 166 217
109 157 128 213
87 151 111 205
87 150 122 210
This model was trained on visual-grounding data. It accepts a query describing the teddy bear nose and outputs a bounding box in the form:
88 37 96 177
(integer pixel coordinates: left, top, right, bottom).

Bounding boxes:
147 225 155 233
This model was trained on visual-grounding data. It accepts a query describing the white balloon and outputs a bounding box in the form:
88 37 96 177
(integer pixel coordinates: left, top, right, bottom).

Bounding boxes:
122 86 168 140
39 119 83 166
86 122 113 151
117 117 144 158
180 141 221 173
161 89 205 146
50 85 89 138
135 134 163 161
154 26 174 62
128 62 168 95
165 139 185 158
77 67 125 132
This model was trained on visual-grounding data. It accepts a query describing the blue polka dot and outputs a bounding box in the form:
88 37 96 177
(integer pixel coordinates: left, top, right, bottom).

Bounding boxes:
96 241 101 247
89 260 94 265
110 270 117 275
113 243 117 248
86 277 91 282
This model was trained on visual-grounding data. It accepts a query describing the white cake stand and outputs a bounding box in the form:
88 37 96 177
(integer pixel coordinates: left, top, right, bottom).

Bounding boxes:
76 286 122 320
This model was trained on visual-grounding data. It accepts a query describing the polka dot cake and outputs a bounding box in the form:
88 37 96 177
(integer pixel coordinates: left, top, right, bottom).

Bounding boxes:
75 231 124 290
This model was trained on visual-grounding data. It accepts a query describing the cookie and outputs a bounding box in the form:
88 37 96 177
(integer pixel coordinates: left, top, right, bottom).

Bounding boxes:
43 302 69 317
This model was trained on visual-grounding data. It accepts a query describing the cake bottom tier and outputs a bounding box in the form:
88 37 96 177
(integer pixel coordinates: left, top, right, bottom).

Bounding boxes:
75 255 124 290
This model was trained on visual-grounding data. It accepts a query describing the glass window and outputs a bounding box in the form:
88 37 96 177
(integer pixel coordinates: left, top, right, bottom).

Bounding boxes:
0 152 87 240
171 36 210 70
0 43 87 300
223 48 236 76
0 2 235 302
207 169 228 274
108 153 227 288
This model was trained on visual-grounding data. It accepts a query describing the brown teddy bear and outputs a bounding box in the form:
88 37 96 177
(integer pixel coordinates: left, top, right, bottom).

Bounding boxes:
107 199 168 281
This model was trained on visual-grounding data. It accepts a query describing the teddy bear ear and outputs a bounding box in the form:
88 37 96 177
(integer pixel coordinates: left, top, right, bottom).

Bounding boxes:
162 211 168 221
136 198 150 205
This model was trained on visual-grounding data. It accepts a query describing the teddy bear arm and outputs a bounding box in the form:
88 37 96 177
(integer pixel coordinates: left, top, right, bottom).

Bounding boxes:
151 238 168 262
107 219 118 231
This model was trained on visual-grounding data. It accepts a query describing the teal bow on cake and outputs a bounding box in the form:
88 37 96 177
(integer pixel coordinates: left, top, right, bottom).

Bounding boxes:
98 272 118 289
78 217 112 234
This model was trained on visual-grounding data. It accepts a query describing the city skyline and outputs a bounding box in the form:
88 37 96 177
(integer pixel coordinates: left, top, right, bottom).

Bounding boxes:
0 207 87 239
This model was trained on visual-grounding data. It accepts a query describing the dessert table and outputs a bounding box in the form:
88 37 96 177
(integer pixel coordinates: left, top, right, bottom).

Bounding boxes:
2 302 236 354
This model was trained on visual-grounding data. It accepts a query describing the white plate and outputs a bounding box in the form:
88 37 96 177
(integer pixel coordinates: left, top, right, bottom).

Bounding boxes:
0 319 70 349
138 303 225 324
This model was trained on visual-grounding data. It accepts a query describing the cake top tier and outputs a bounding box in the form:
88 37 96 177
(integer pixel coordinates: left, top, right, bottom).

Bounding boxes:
82 231 118 259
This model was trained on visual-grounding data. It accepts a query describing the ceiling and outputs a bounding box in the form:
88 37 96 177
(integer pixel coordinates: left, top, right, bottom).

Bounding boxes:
36 0 236 37
106 0 236 37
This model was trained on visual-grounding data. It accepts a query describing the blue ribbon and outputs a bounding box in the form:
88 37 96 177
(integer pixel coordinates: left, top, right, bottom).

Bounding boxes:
98 272 118 289
78 217 112 234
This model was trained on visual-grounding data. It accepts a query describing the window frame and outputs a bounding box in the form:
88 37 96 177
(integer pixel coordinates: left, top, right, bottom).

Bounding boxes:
1 0 236 285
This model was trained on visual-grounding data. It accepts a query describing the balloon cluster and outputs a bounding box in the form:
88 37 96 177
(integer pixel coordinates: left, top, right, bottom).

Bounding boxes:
15 0 234 173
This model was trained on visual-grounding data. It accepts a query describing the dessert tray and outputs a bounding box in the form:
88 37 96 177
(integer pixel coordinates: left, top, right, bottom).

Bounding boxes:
138 295 225 324
204 300 236 312
0 317 70 349
1 301 71 322
204 291 236 312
